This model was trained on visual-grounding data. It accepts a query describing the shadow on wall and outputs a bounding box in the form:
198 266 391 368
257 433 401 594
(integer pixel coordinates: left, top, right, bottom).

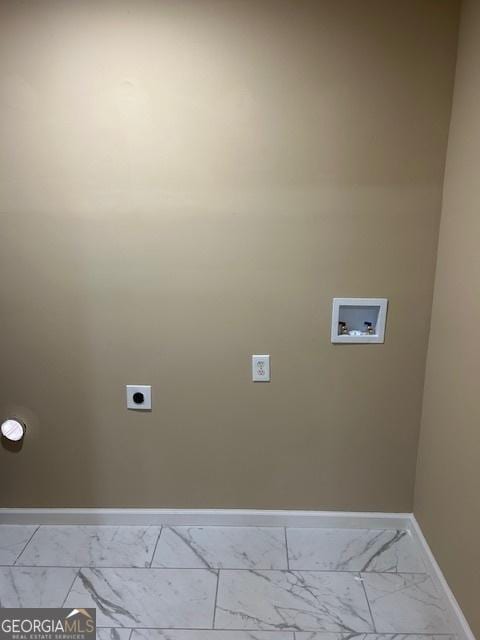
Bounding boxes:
1 438 24 454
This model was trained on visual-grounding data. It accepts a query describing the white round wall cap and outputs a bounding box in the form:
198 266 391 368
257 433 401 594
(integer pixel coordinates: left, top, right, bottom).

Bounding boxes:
1 419 25 442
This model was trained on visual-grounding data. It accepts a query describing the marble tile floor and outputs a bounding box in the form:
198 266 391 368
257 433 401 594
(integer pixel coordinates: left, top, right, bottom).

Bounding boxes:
0 524 456 639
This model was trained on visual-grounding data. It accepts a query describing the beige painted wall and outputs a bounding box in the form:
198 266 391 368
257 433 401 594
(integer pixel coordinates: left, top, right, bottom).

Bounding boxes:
414 0 480 635
0 1 459 509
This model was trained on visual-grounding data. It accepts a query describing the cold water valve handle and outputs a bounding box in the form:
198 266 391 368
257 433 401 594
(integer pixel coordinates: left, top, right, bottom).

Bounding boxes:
1 418 26 442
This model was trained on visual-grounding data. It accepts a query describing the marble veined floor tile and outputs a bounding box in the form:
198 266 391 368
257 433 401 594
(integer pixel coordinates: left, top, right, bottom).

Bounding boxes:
286 529 425 573
0 525 37 565
132 632 294 640
64 568 217 628
152 527 287 570
96 630 132 640
17 525 161 568
0 566 77 607
215 570 374 632
296 636 456 640
361 573 455 633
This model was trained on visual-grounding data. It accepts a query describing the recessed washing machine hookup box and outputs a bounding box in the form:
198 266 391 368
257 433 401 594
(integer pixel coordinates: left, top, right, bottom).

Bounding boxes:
331 298 388 344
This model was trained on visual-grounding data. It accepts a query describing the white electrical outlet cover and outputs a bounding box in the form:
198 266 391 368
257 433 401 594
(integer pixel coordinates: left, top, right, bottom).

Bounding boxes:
126 385 152 410
252 355 270 382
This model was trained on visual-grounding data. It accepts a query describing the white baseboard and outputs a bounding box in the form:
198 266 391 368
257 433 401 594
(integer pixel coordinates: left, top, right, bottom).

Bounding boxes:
0 507 410 529
0 507 473 640
407 515 476 640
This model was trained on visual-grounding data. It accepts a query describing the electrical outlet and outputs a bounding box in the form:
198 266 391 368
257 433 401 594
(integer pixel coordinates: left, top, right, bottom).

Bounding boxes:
126 385 152 410
252 355 270 382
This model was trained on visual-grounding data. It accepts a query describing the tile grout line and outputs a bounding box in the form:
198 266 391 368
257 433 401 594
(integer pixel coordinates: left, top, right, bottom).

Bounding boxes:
212 569 221 630
359 573 377 634
284 527 290 570
61 569 79 608
149 526 163 568
13 525 40 566
0 564 431 575
95 629 456 635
